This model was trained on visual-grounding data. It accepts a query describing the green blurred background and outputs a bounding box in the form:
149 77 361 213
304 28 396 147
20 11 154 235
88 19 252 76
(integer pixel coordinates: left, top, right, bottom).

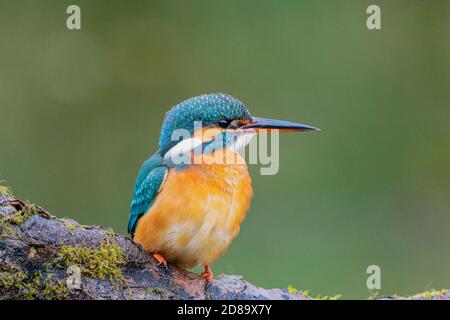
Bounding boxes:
0 0 449 299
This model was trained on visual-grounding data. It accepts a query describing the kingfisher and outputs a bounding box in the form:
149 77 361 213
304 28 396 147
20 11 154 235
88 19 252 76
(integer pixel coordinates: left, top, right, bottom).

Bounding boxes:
128 93 319 283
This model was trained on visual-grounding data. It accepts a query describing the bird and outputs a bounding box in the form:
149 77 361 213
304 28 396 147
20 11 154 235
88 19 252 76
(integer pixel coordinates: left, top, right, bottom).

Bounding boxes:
128 93 319 283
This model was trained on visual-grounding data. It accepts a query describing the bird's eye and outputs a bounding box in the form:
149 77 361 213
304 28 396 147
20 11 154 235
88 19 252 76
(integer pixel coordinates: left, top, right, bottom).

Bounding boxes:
218 119 231 129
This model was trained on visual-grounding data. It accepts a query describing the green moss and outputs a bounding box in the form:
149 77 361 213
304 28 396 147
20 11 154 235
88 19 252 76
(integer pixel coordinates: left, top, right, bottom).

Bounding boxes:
148 287 166 299
0 185 12 197
0 269 27 290
8 204 39 226
287 284 296 294
287 284 341 300
407 289 449 300
0 203 39 237
40 274 69 300
0 218 14 237
0 225 13 237
149 287 163 294
1 264 68 300
309 293 342 300
368 290 380 299
0 183 39 237
56 237 125 281
20 272 68 300
22 282 39 299
65 223 76 234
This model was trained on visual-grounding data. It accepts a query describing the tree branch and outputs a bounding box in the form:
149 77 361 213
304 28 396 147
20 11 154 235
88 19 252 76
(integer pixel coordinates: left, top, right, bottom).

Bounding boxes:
1 191 448 300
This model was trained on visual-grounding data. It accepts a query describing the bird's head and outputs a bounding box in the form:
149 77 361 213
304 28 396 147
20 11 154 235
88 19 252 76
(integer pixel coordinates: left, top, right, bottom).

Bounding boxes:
158 93 319 162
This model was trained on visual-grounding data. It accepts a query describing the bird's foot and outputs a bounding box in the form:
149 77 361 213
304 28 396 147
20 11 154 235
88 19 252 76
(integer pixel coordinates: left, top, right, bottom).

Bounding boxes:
152 253 168 269
201 265 213 283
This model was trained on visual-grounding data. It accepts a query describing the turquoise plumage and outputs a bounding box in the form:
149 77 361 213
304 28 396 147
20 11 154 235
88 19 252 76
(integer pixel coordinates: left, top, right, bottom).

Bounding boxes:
128 153 167 236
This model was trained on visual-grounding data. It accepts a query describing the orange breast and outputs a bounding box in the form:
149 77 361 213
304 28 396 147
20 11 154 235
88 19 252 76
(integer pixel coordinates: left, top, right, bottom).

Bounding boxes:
133 150 253 268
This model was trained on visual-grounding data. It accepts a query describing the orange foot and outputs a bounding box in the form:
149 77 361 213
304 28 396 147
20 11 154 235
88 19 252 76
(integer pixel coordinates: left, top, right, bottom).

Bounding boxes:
152 253 168 268
201 265 213 283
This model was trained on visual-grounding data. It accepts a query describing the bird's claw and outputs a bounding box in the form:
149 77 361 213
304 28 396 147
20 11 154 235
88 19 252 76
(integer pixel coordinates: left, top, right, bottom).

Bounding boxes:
152 253 168 269
201 265 213 283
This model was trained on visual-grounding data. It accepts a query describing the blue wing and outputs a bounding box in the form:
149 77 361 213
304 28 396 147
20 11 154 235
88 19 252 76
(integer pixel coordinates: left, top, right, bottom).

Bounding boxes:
128 152 168 236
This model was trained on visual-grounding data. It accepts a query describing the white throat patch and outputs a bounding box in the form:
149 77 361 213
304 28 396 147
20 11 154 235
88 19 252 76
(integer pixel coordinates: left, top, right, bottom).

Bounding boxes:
228 132 256 152
163 137 203 161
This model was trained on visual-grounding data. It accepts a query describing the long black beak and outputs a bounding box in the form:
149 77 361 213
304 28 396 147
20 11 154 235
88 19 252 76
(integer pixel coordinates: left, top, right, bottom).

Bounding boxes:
241 117 320 132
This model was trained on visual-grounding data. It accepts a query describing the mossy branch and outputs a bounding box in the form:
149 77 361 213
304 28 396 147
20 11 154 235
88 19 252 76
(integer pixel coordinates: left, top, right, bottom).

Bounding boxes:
1 186 449 300
0 188 306 300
